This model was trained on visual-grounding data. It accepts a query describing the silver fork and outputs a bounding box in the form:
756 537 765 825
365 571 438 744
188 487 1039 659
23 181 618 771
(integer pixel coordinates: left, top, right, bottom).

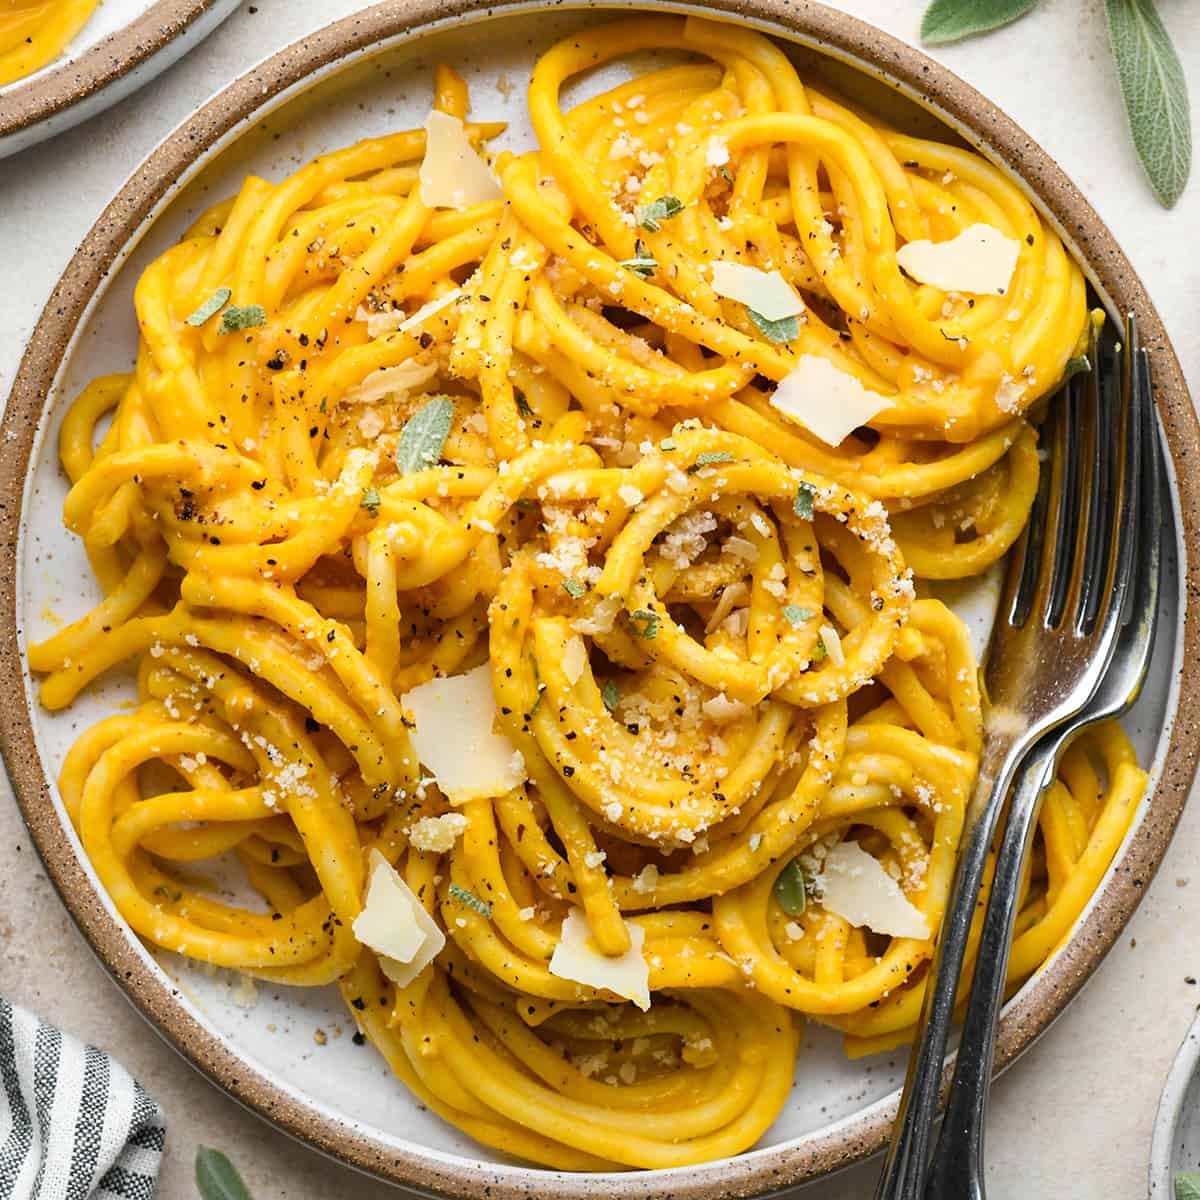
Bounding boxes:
875 314 1152 1200
922 338 1164 1200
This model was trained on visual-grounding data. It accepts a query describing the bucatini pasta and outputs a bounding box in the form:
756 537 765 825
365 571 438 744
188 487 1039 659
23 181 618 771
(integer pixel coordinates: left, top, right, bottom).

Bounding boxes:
33 15 1147 1170
0 0 98 86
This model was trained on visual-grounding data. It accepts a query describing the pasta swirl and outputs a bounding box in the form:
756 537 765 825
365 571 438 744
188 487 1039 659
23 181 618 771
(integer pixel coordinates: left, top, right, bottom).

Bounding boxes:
32 17 1143 1169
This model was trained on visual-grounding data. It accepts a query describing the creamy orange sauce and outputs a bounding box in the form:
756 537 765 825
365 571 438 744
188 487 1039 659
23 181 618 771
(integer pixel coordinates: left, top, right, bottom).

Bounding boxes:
0 0 100 86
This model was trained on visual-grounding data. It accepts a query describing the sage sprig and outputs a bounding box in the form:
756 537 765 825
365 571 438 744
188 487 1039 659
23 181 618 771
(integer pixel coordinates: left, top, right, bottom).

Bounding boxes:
920 0 1191 207
1177 1173 1200 1200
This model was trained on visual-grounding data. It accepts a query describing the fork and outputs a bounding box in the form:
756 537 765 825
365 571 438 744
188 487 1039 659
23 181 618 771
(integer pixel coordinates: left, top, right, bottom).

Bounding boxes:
875 314 1154 1200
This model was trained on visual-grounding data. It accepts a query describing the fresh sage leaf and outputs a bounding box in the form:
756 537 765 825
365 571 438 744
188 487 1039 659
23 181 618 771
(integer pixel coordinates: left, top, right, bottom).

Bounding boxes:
1176 1172 1200 1200
218 304 266 334
395 395 454 475
773 860 807 916
562 579 586 599
360 486 381 517
601 679 620 712
196 1147 254 1200
185 287 231 327
920 0 1038 45
749 308 800 344
1105 0 1192 207
687 451 734 474
449 883 492 918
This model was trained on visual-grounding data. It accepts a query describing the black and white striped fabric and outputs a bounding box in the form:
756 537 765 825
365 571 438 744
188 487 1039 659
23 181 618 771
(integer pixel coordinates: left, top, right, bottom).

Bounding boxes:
0 998 165 1200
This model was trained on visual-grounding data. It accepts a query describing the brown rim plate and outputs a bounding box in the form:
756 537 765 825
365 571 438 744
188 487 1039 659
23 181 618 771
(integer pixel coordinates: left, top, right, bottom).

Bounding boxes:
1 2 1197 1196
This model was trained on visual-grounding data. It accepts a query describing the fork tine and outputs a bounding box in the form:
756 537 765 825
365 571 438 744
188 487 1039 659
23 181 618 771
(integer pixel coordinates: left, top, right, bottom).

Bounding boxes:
1026 367 1084 629
1002 402 1053 629
1070 323 1111 632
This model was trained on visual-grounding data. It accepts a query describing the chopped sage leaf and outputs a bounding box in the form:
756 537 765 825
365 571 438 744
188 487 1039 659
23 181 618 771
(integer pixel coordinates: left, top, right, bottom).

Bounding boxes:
749 308 800 344
630 608 660 639
636 195 684 232
794 482 816 521
395 395 454 475
562 579 587 599
360 486 381 517
1063 353 1091 381
688 450 734 473
218 304 266 334
185 287 232 327
1177 1172 1200 1200
659 437 677 451
619 238 656 278
515 391 534 417
601 679 620 712
781 605 815 626
718 163 735 185
449 883 492 918
773 860 807 916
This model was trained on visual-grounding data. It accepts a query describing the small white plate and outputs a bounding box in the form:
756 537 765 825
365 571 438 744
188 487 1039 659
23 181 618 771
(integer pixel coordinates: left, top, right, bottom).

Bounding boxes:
1151 1014 1200 1196
0 0 241 160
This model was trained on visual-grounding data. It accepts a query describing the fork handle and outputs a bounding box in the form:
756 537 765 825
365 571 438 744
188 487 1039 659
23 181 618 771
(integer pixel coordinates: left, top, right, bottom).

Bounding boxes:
922 738 1058 1200
874 730 1030 1200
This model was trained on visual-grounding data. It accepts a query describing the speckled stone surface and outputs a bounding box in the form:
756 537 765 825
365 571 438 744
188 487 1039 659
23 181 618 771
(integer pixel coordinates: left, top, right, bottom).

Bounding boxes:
1 2 1198 1197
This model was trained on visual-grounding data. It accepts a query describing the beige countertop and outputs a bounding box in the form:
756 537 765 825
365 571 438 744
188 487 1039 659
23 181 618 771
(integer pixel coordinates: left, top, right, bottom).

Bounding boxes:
1 1 1198 1196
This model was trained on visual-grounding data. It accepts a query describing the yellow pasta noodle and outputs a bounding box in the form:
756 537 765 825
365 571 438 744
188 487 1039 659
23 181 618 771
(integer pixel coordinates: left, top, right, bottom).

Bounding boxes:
34 17 1144 1170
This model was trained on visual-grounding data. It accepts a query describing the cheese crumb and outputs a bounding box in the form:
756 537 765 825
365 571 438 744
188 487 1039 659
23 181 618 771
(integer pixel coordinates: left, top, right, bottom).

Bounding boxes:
407 812 469 853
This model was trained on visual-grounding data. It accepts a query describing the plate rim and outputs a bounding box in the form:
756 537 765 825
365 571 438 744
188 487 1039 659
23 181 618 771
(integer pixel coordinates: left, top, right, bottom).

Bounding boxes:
0 0 238 144
2 0 1199 1196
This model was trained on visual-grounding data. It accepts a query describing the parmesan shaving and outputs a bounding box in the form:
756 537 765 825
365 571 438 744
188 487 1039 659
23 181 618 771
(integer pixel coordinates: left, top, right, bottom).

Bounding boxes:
402 665 527 804
709 262 803 321
818 624 845 667
341 359 438 405
549 908 651 1011
353 849 446 986
816 841 930 940
769 355 892 447
895 223 1020 296
398 289 463 334
562 636 587 686
418 111 502 209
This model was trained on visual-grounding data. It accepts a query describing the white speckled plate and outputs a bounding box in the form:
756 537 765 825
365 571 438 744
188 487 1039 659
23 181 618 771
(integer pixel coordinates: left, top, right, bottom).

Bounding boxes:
2 3 1195 1197
0 0 240 160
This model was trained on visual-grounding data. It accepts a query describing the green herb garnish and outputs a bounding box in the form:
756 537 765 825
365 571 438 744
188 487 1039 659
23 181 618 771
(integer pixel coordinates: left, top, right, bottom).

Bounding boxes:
185 287 232 327
395 395 454 475
1176 1173 1200 1200
630 608 660 639
636 195 684 232
516 391 534 418
196 1146 254 1200
687 451 734 473
718 164 735 186
218 304 267 334
619 239 657 278
562 579 587 599
360 486 381 517
748 309 800 344
781 605 814 626
793 482 816 521
449 883 492 918
601 679 620 712
773 860 807 916
659 437 677 451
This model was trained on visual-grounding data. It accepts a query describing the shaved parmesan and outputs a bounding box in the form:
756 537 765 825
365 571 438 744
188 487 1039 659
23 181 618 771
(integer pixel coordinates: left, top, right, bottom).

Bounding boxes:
895 223 1020 296
549 908 651 1011
399 289 463 334
419 111 502 209
769 355 892 447
818 624 845 667
353 849 446 986
562 636 588 687
702 693 750 723
402 666 527 804
341 359 438 405
407 812 469 853
709 262 803 321
816 841 929 940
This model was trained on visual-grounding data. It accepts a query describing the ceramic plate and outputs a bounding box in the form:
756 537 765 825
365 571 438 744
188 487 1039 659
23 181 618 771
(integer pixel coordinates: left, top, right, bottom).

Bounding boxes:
2 2 1198 1197
1151 1013 1200 1197
0 0 240 160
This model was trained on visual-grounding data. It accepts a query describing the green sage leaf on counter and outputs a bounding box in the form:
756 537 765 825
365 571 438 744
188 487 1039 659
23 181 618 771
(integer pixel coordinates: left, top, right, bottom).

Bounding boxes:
1175 1172 1200 1200
1105 0 1192 207
920 0 1038 45
195 1147 254 1200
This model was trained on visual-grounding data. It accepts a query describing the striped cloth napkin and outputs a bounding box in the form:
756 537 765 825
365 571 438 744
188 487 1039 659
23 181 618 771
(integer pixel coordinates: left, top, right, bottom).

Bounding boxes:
1 998 165 1199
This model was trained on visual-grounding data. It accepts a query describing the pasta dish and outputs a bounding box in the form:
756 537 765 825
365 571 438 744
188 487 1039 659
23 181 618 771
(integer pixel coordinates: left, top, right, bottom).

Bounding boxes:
31 15 1147 1170
0 0 99 86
